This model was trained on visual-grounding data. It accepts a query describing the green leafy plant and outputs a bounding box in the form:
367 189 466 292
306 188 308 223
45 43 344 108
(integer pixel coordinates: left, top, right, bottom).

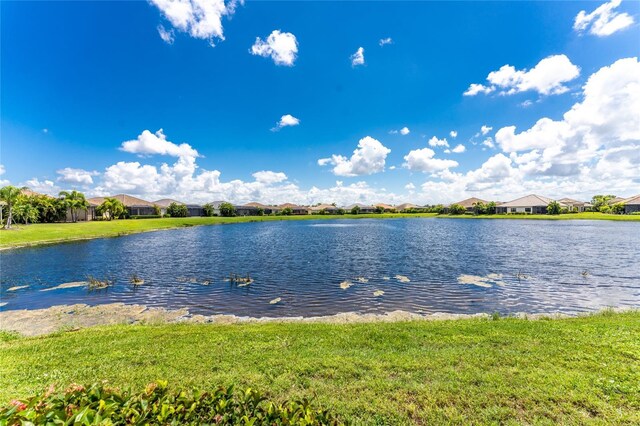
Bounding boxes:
448 204 466 215
166 202 188 218
0 382 344 425
547 201 562 215
350 205 360 215
202 203 214 217
219 202 236 217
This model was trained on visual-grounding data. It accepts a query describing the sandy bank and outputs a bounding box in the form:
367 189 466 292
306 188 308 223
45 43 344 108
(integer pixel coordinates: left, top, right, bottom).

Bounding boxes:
2 303 630 337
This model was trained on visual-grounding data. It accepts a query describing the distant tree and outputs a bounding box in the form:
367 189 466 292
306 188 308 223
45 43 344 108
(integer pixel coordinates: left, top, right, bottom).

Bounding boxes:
97 197 126 220
336 208 345 215
591 195 616 212
281 207 293 216
219 202 236 217
350 205 361 215
153 204 162 216
431 204 445 214
547 201 561 215
59 190 89 222
167 202 188 217
472 202 486 215
374 206 385 214
599 205 612 214
202 203 214 217
0 185 26 229
256 207 264 216
448 204 466 215
485 201 497 215
611 202 625 215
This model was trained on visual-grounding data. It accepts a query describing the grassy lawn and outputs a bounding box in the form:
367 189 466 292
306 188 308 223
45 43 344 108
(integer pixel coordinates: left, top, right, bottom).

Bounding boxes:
1 312 638 424
1 212 637 249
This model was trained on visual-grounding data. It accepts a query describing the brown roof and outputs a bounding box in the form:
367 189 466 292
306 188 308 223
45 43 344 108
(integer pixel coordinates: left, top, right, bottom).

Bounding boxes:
557 198 591 207
21 189 53 198
375 203 394 209
309 204 337 211
278 203 307 209
152 198 184 207
498 194 556 208
395 203 418 210
87 194 154 207
607 197 627 205
245 202 276 209
451 197 489 208
622 194 640 205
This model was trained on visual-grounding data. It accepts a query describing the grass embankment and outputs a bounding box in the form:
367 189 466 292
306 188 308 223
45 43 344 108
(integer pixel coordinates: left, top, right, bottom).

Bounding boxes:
1 312 638 424
0 214 437 249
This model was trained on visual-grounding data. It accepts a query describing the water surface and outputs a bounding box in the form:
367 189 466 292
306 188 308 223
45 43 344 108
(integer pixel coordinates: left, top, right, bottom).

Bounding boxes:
1 218 639 316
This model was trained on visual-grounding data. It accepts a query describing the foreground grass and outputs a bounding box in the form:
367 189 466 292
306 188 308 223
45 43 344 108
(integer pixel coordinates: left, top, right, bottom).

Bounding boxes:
1 312 638 424
1 212 637 249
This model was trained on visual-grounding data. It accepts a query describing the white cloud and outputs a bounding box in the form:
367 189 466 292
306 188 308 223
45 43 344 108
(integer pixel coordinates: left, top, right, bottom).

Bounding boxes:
150 0 240 46
464 54 580 96
24 178 58 196
405 182 415 190
157 25 175 44
318 136 391 177
482 138 495 149
481 125 493 135
403 147 459 173
252 171 287 184
574 0 635 37
400 127 410 135
120 129 199 160
379 37 393 46
350 47 365 67
0 165 5 176
251 30 298 66
271 114 300 131
451 144 466 153
450 130 458 138
57 168 99 186
428 136 449 148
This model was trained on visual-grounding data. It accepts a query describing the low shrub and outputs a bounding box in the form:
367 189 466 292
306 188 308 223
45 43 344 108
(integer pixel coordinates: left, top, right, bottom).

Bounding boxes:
0 382 344 425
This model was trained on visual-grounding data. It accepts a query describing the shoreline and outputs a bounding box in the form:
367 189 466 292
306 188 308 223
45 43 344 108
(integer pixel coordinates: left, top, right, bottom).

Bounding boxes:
1 302 635 337
1 212 638 250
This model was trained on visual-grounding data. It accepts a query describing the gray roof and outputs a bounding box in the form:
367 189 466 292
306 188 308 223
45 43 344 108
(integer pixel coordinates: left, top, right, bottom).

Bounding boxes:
498 194 556 208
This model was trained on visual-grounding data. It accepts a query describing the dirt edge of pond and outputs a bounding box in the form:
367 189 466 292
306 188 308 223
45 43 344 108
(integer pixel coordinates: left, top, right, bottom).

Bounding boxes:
1 303 635 337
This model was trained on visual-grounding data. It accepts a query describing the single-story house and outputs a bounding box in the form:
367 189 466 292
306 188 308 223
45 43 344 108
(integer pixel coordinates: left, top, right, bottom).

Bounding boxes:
309 204 339 214
345 203 376 213
152 199 183 216
186 204 204 217
374 203 395 212
448 197 489 213
234 204 259 216
278 203 310 215
395 203 418 212
607 197 627 205
495 194 560 214
245 202 280 215
88 194 156 217
622 194 640 214
556 198 592 212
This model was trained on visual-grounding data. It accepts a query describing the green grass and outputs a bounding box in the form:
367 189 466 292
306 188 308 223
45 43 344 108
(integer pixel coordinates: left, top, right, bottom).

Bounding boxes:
1 312 638 424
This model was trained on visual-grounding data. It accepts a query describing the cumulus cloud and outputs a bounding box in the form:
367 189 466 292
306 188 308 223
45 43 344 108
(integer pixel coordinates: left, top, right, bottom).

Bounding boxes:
481 125 493 135
450 130 458 138
120 129 199 160
451 144 466 154
405 182 415 190
574 0 634 36
157 25 175 44
57 168 99 186
390 126 410 135
350 47 365 67
252 170 287 184
24 178 58 195
251 30 298 66
464 54 580 96
150 0 241 46
482 138 495 149
318 136 391 177
379 37 393 46
403 147 459 173
271 114 300 131
428 136 449 148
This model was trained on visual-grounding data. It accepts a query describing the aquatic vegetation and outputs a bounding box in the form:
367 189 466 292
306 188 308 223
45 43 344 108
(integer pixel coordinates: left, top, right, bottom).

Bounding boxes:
86 276 112 290
129 274 145 286
457 274 506 288
6 285 29 292
339 280 353 290
373 290 385 297
270 297 282 304
395 275 411 283
40 282 87 292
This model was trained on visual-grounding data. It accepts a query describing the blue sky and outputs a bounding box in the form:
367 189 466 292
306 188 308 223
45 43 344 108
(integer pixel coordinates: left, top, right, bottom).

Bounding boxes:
1 0 639 204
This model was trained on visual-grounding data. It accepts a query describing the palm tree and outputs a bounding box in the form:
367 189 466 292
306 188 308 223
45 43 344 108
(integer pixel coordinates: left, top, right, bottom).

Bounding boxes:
0 186 28 229
59 190 89 222
97 197 125 220
14 202 39 225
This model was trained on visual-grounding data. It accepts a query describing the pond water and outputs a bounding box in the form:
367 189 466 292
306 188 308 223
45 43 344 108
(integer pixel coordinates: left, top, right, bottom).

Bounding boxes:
1 218 639 316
